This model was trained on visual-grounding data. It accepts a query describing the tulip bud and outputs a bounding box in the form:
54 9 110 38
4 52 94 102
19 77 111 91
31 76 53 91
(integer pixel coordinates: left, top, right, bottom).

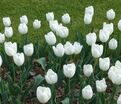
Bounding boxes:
4 42 17 56
82 85 93 100
106 9 115 20
63 63 76 78
52 43 64 57
99 57 110 71
45 69 58 84
84 14 93 25
3 17 11 27
23 43 34 56
83 64 93 77
33 19 41 29
62 13 71 24
118 19 121 31
96 78 107 92
18 23 28 34
46 12 54 21
0 55 3 67
20 15 28 24
73 42 83 54
0 33 5 43
86 32 97 46
108 38 117 50
91 44 103 58
64 41 75 55
45 31 56 45
49 20 59 32
36 86 51 104
117 94 121 104
13 52 25 66
4 27 13 38
115 60 121 69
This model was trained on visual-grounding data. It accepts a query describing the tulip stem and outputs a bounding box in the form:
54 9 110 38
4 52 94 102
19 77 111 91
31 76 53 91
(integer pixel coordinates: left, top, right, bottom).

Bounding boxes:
68 78 71 104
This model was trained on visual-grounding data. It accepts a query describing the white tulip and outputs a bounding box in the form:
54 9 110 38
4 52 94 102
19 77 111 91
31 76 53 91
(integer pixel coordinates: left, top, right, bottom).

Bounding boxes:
0 33 5 43
108 38 117 50
36 86 51 104
99 57 110 71
73 42 83 54
86 32 97 46
20 15 28 24
118 19 121 31
0 55 2 67
85 6 94 16
83 64 93 77
91 44 103 58
84 14 93 25
18 23 28 34
3 17 11 27
23 43 34 56
33 19 41 29
64 41 75 55
4 27 13 38
4 42 17 56
52 43 64 57
45 69 58 84
45 31 56 45
115 60 121 69
13 52 24 66
106 9 115 20
62 13 71 24
96 78 107 92
49 20 59 32
117 94 121 104
63 63 76 78
46 12 54 21
82 85 93 100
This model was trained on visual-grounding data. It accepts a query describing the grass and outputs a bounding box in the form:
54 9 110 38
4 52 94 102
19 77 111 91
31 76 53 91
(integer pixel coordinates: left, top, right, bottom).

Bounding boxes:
0 0 121 44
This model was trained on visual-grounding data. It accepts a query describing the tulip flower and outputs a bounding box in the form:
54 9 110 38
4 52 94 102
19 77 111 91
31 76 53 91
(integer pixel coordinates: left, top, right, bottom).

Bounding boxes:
82 85 93 100
18 23 28 34
45 31 56 45
13 52 25 66
4 42 17 56
0 33 5 43
96 78 107 92
117 94 121 104
52 43 64 57
4 27 13 38
115 60 121 69
45 69 58 84
106 9 115 20
49 20 59 32
23 43 34 56
108 38 118 50
36 86 51 103
73 42 83 54
63 63 76 78
20 15 28 24
46 12 54 21
83 64 93 77
62 13 71 24
33 19 41 29
3 17 11 27
118 19 121 31
0 55 3 67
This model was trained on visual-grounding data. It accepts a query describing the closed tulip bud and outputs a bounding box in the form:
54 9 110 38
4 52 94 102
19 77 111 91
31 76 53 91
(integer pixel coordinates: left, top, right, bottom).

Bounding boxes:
18 23 28 34
56 25 69 38
84 14 93 25
63 63 76 78
106 9 115 20
23 43 34 56
49 20 59 32
82 85 93 100
13 52 24 66
45 69 58 84
4 42 17 56
108 66 121 85
4 27 13 38
73 42 83 54
117 94 121 104
3 17 11 27
96 78 107 92
118 20 121 31
115 60 121 69
99 29 110 43
0 33 5 43
62 13 71 24
99 57 110 71
33 19 41 29
108 38 117 50
83 64 93 77
36 86 51 104
20 15 28 24
46 12 54 21
45 31 56 45
85 6 94 16
91 44 103 58
86 32 97 46
0 55 2 67
64 41 75 55
52 43 64 57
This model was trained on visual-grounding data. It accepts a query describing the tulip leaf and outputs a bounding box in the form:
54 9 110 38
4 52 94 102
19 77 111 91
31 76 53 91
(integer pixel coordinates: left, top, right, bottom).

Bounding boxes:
61 97 70 104
36 57 46 70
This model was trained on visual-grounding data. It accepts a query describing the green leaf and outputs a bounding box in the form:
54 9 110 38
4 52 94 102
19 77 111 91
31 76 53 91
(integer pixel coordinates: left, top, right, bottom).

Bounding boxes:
61 97 70 104
37 57 46 70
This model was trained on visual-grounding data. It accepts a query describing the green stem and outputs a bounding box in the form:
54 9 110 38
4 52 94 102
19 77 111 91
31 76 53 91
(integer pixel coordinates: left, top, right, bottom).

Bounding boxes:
68 78 71 104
